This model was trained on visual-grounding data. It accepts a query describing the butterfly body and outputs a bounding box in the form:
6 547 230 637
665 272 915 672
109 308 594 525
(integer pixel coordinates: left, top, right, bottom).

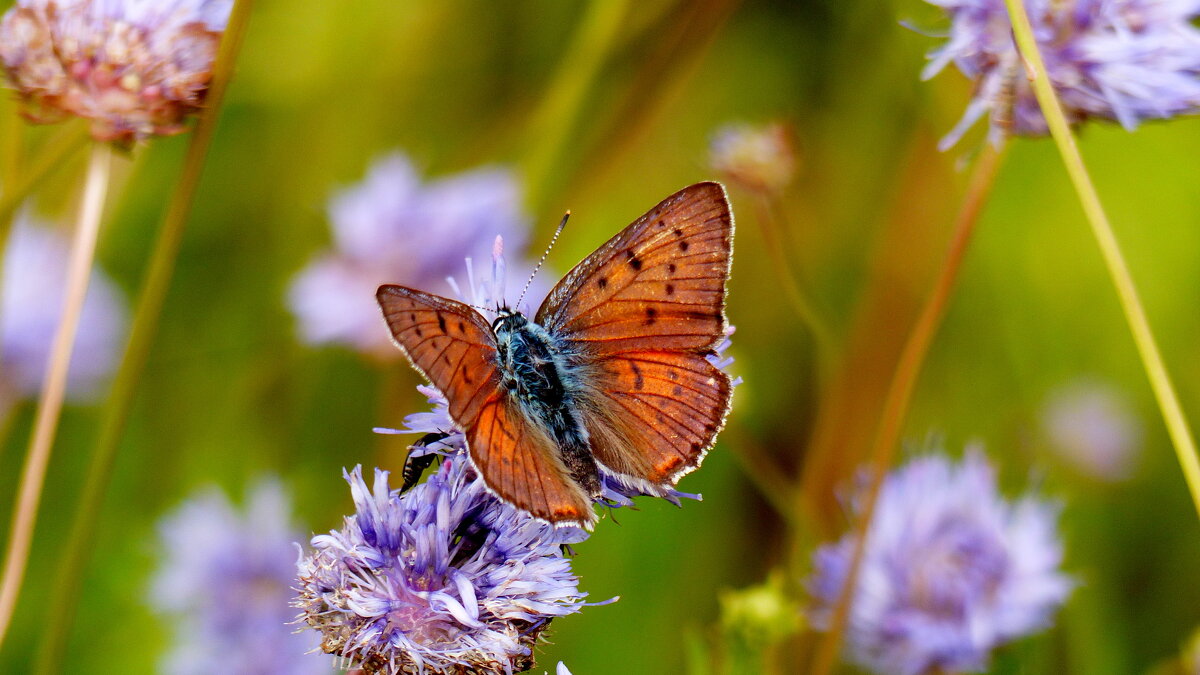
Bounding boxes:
377 182 734 528
492 309 603 500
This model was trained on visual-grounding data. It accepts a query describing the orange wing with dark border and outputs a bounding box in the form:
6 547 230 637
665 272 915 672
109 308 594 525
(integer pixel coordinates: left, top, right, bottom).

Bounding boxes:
534 182 734 491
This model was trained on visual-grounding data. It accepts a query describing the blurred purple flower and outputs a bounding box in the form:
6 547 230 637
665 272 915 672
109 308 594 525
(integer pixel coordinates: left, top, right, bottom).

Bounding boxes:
151 479 331 675
0 0 232 142
708 121 796 194
923 0 1200 148
807 449 1072 675
294 461 589 675
1042 379 1142 482
288 153 549 358
0 218 126 412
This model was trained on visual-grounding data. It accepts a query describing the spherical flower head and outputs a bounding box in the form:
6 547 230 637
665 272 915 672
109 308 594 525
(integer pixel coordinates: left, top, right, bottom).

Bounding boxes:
0 216 126 412
1041 379 1142 482
150 478 331 675
295 461 590 675
807 449 1072 675
288 154 547 358
708 122 796 194
0 0 232 143
923 0 1200 148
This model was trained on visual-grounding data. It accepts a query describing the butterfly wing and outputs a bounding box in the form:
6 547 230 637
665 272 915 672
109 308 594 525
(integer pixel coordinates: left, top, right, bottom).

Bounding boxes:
377 285 595 526
535 182 734 491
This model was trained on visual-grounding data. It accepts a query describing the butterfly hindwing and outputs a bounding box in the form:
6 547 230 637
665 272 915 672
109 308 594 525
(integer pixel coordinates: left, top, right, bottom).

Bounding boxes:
535 182 732 354
376 285 501 429
582 351 732 488
468 396 596 527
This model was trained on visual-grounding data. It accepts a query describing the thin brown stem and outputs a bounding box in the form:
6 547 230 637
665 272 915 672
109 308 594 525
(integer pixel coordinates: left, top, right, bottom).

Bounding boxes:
0 143 112 648
809 141 1007 674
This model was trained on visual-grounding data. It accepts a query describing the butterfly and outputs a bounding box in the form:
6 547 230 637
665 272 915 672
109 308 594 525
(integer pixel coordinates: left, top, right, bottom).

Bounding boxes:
376 182 734 528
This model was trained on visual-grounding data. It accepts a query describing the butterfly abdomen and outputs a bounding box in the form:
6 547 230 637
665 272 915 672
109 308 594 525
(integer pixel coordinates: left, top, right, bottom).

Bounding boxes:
494 312 602 499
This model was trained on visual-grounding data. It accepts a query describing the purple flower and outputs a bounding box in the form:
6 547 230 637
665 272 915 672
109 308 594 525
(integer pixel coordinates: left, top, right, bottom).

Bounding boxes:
288 154 547 358
708 122 796 194
0 218 126 412
923 0 1200 148
151 479 331 675
1042 379 1142 482
807 449 1072 675
295 461 590 675
0 0 232 142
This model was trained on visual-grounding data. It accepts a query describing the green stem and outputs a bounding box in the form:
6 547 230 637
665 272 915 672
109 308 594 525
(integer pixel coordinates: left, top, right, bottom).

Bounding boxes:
1004 0 1200 520
752 193 836 379
0 142 112 650
521 0 631 213
809 142 1007 675
31 2 255 670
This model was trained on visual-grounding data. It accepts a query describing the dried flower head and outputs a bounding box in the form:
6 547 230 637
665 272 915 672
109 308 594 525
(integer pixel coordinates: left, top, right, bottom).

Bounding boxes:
295 462 590 675
1042 379 1142 482
0 0 233 142
151 479 331 675
709 122 796 194
0 217 126 412
923 0 1200 148
288 154 546 358
807 449 1072 675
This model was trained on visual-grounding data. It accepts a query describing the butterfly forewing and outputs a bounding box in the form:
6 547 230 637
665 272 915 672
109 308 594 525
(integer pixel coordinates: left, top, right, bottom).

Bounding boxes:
376 285 501 428
536 182 734 491
535 182 732 354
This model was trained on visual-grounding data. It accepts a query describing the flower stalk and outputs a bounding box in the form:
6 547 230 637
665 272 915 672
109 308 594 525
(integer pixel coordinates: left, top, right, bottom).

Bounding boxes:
0 142 113 648
32 0 255 669
809 141 1007 675
1003 0 1200 521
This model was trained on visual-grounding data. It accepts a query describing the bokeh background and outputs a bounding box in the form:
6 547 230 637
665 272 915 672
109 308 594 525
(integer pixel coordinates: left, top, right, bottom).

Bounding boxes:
2 0 1200 672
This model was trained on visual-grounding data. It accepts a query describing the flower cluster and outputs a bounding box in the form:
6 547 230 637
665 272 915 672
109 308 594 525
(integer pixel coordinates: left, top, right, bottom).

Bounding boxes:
294 461 589 675
288 153 545 358
0 217 126 414
708 122 796 194
923 0 1200 148
150 479 330 675
807 449 1072 675
0 0 233 142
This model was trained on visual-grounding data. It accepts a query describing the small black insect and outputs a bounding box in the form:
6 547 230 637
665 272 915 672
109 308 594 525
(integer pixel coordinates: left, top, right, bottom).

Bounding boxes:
401 432 450 492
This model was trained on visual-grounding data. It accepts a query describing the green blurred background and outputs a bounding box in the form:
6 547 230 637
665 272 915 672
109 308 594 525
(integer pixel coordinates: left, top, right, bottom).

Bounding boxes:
2 0 1200 672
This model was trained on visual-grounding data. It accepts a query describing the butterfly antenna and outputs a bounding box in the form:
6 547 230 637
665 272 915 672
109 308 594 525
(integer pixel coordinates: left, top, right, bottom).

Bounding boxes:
517 211 570 309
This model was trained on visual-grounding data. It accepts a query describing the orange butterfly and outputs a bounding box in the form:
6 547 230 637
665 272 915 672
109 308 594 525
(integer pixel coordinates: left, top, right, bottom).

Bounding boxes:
376 182 734 528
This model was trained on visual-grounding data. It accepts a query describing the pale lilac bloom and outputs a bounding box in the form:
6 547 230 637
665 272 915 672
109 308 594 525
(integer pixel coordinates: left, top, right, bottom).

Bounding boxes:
808 449 1072 675
0 218 126 411
708 121 796 194
294 462 589 675
151 479 331 675
923 0 1200 148
1042 379 1142 482
0 0 232 142
288 154 547 358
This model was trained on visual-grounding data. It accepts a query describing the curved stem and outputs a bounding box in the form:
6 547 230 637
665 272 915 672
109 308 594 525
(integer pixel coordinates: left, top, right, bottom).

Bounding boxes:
1004 0 1200 520
0 143 112 649
31 2 255 670
751 193 836 377
809 142 1007 674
